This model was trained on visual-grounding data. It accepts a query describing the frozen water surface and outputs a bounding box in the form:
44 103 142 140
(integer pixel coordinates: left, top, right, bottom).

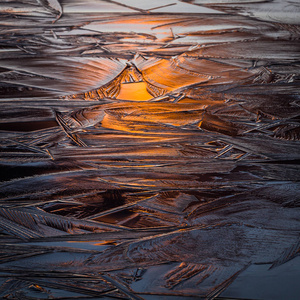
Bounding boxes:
0 0 299 299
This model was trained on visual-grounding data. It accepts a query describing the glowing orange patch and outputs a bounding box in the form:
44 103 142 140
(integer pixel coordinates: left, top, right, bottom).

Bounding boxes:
117 82 153 101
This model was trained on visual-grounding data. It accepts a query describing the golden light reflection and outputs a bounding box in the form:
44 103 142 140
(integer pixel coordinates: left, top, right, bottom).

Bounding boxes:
117 82 153 101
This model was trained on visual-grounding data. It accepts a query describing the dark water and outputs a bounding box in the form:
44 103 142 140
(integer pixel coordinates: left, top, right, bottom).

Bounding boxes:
0 0 299 299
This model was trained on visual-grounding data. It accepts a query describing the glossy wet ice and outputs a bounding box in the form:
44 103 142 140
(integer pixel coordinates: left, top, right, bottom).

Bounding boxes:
0 0 299 299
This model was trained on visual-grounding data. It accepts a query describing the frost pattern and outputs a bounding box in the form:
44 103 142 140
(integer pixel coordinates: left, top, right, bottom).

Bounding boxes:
0 0 300 299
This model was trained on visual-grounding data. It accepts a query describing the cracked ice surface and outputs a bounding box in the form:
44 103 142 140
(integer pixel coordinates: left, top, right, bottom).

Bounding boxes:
0 0 299 299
